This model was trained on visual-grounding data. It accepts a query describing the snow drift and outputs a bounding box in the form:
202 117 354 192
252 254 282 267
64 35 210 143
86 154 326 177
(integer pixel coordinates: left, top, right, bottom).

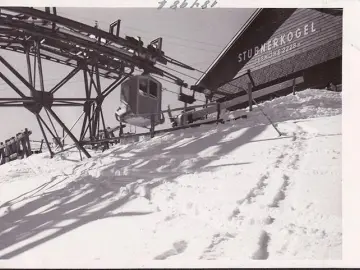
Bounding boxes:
0 89 342 264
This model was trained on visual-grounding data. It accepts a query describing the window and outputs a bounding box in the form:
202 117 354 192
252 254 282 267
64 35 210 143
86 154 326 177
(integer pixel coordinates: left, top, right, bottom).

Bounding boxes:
139 78 148 95
138 77 159 99
149 80 158 98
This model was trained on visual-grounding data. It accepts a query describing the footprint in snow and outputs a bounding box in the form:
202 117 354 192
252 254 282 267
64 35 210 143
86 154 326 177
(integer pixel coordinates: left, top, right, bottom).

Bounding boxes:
154 240 188 260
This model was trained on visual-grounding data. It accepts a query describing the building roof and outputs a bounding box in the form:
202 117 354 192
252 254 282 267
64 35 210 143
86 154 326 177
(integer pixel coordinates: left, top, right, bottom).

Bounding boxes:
195 8 343 100
195 8 262 86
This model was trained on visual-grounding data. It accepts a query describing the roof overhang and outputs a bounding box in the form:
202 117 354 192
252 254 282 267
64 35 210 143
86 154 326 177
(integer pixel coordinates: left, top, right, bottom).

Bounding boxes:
195 8 343 98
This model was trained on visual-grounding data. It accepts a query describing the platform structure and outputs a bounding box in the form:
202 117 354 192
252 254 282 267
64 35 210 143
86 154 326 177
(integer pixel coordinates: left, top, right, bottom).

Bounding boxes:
0 7 193 158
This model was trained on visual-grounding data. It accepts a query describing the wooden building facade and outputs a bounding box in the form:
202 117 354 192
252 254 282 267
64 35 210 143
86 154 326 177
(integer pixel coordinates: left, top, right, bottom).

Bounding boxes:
195 8 343 105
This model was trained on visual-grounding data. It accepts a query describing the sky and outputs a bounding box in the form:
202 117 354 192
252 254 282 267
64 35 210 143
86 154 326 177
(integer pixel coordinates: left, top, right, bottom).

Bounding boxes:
0 7 256 143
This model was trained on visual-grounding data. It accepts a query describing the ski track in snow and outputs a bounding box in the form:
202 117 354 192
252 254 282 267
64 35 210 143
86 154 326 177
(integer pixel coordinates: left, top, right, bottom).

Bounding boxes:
202 123 311 260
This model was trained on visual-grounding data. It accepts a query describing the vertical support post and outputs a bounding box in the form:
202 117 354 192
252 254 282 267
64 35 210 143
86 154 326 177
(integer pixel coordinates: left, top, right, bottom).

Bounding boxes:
0 143 5 165
182 102 187 126
79 149 83 161
248 82 253 112
80 109 89 141
52 7 57 31
292 78 296 95
119 122 124 136
4 140 10 164
216 102 221 124
95 64 102 95
39 139 44 152
88 105 94 141
33 48 37 89
205 97 209 119
25 46 33 86
91 104 100 140
99 108 109 150
97 112 101 139
81 68 92 140
150 114 155 138
15 134 21 159
167 105 176 126
24 128 32 156
35 40 45 92
62 128 65 146
9 137 16 161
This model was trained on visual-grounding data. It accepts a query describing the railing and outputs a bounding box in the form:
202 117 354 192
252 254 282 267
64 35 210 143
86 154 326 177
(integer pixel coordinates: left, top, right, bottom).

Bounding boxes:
0 129 42 166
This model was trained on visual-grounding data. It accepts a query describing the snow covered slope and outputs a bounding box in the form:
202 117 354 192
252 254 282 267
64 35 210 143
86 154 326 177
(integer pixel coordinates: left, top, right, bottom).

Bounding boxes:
0 89 342 264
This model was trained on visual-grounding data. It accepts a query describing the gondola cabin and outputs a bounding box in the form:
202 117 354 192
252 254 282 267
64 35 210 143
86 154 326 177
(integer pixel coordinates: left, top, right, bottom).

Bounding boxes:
120 75 163 128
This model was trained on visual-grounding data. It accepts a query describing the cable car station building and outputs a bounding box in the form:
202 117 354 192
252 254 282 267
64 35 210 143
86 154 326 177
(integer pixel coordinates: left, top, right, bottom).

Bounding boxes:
195 8 343 108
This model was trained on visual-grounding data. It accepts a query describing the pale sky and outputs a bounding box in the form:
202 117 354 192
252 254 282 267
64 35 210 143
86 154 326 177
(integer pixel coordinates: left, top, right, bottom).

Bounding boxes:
0 8 255 142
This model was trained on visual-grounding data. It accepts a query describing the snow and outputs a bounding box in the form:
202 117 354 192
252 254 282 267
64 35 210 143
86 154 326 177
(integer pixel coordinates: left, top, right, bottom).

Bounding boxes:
0 89 341 266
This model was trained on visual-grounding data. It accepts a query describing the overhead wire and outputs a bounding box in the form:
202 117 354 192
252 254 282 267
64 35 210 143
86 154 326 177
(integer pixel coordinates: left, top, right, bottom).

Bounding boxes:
2 9 280 140
0 10 217 90
158 52 282 135
3 9 282 140
0 10 211 103
122 24 224 49
150 74 206 103
157 63 200 81
55 10 223 54
149 74 206 103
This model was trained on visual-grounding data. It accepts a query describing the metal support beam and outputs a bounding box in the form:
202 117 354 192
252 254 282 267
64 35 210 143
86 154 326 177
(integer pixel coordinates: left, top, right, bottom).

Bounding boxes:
25 45 33 86
35 40 45 92
94 63 102 95
0 7 196 159
248 83 253 112
247 69 256 88
45 106 91 158
35 113 54 158
38 112 63 150
0 72 28 98
150 114 155 138
80 109 89 141
292 78 296 95
44 108 63 150
0 55 36 94
99 107 109 150
102 73 131 98
33 48 37 88
216 102 221 123
87 65 100 94
50 66 81 94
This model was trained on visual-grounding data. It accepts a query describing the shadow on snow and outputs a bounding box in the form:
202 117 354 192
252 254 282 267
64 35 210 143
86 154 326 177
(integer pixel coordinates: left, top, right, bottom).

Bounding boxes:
0 121 270 259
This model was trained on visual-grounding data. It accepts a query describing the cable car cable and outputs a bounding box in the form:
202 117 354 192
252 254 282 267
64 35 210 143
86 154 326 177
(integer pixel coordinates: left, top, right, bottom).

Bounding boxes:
151 75 206 103
157 64 200 81
55 10 223 52
132 67 205 102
